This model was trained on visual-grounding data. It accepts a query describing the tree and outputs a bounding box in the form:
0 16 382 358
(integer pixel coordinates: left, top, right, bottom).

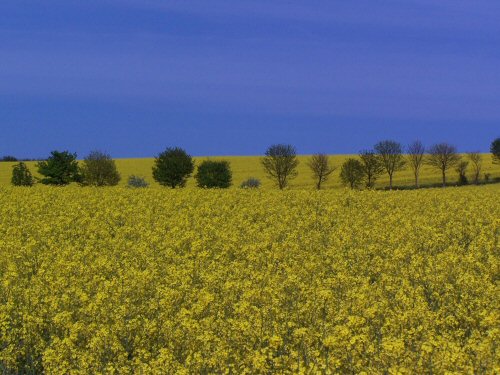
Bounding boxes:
426 143 461 187
359 150 384 188
1 155 18 162
37 150 81 185
307 153 335 190
456 161 469 186
80 150 120 186
340 158 364 189
407 141 425 188
491 138 500 164
11 162 34 186
467 152 482 184
195 160 232 188
261 144 299 189
374 140 406 190
152 147 195 188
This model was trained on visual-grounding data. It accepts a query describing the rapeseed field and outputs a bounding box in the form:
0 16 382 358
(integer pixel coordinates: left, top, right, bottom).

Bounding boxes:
1 185 498 373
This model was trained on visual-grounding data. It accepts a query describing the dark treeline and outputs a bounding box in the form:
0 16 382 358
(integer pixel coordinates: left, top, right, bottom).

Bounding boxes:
5 137 500 190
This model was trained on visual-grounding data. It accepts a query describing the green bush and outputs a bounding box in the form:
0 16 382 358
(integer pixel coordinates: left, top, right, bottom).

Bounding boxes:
153 147 194 188
195 160 232 188
37 150 81 185
81 151 121 186
11 162 34 186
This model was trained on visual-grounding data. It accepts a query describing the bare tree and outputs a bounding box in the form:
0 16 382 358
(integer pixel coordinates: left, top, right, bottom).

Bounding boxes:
407 140 425 188
261 144 299 189
427 143 461 187
374 140 406 190
359 150 384 188
467 152 482 184
307 154 336 190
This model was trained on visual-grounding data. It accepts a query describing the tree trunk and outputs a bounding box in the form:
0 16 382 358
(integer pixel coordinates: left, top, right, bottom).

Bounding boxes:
389 174 393 190
415 172 419 189
442 170 446 187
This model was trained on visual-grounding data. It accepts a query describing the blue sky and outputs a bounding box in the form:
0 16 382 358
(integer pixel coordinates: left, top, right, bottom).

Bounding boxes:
1 0 499 157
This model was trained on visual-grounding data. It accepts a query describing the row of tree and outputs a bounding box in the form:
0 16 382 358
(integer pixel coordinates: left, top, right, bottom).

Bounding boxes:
8 138 500 189
265 139 500 190
11 150 232 189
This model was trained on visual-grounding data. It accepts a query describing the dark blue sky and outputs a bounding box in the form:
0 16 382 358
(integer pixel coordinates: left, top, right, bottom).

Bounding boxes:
1 0 499 157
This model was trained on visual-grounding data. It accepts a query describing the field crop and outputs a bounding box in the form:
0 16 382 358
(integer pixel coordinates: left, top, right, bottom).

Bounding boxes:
0 154 498 189
0 185 499 373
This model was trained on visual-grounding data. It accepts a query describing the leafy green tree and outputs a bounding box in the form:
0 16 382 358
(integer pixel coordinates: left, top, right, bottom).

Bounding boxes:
359 150 384 188
195 160 232 188
11 162 34 186
374 140 406 190
491 138 500 164
262 144 299 189
37 150 81 185
340 158 364 189
152 147 195 188
80 151 120 186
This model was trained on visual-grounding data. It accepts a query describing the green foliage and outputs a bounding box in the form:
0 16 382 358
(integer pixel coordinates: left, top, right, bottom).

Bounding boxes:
80 151 121 186
456 161 469 186
359 150 384 188
340 158 364 189
11 162 34 186
36 151 81 185
240 177 261 189
152 147 195 188
261 144 299 189
195 160 232 188
127 175 149 188
491 138 500 164
2 155 18 162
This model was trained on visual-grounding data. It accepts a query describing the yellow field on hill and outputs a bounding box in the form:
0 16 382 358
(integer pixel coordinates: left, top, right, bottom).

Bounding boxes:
1 185 499 373
0 154 498 189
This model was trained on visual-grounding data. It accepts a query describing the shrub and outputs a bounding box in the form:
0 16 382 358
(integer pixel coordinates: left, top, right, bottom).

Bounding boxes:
80 150 121 186
240 177 261 189
37 150 81 185
127 175 149 188
195 160 232 188
340 158 364 189
11 162 34 186
152 147 194 188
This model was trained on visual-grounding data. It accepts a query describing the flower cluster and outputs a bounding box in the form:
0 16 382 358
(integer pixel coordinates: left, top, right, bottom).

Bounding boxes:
0 185 498 373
